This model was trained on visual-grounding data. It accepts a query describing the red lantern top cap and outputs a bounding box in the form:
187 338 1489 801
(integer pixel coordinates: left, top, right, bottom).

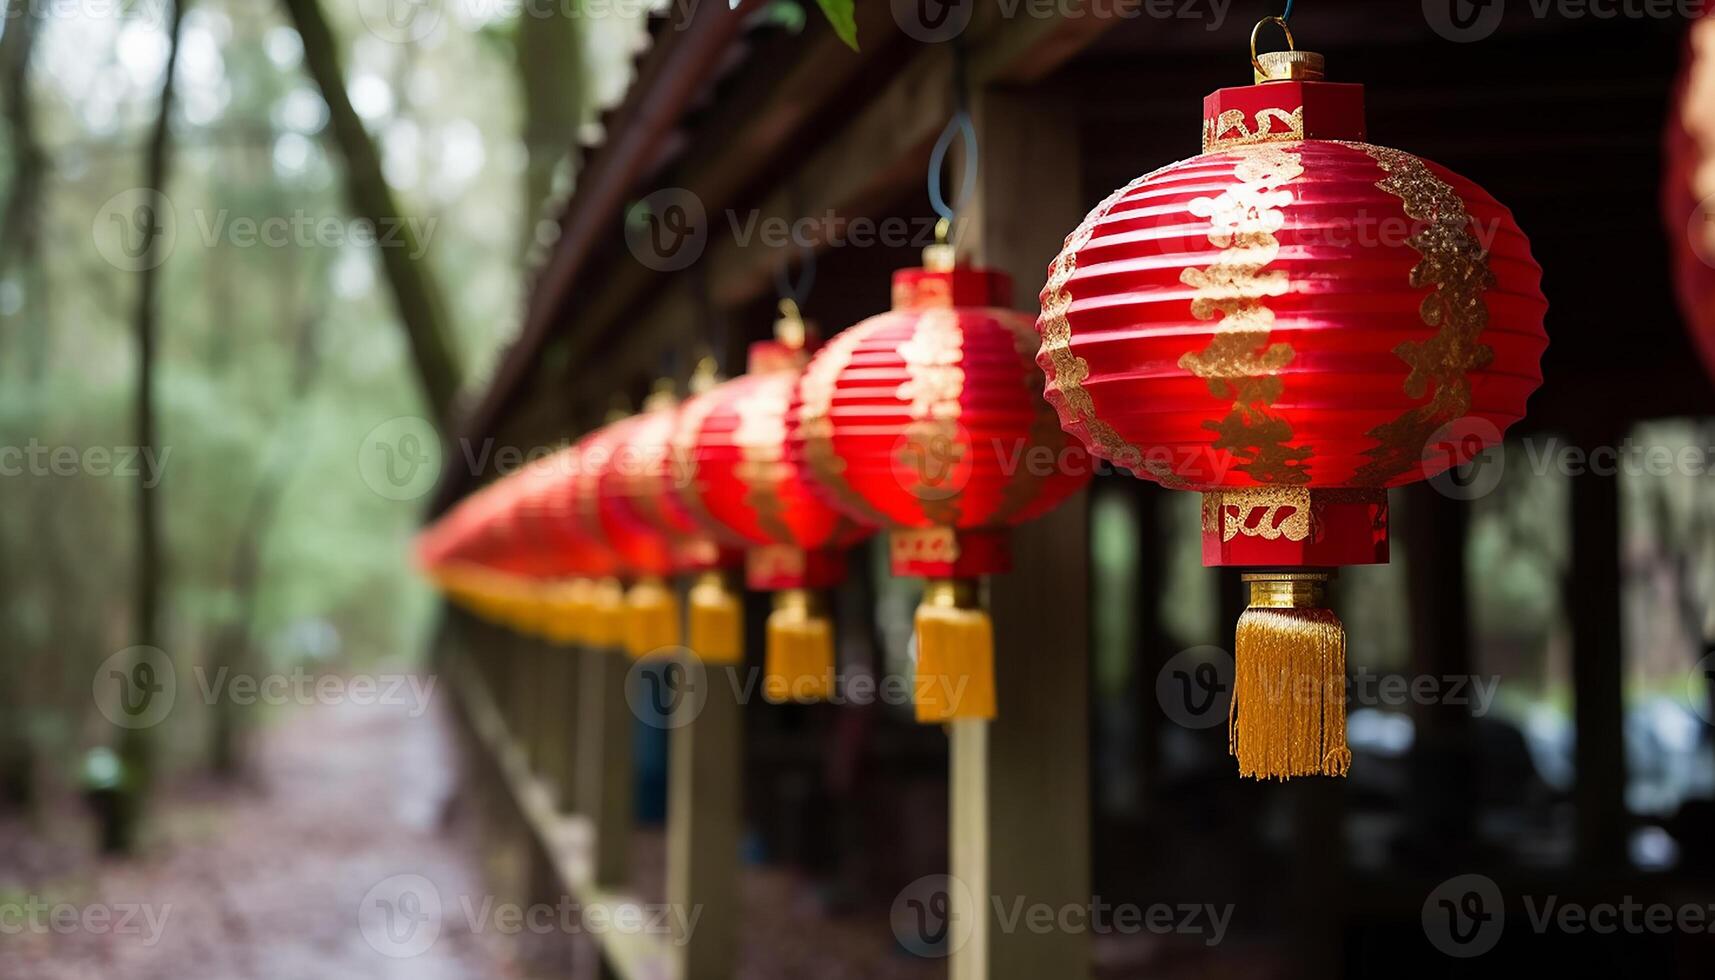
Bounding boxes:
891 266 1012 311
1204 24 1363 152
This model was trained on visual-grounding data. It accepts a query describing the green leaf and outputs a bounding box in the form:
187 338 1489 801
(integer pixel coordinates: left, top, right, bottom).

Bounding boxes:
813 0 858 50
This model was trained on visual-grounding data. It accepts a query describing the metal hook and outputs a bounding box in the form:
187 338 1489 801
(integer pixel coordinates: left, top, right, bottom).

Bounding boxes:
1250 15 1296 78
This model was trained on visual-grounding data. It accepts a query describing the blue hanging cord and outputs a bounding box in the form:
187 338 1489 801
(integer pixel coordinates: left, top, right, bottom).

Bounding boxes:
927 111 977 227
1281 0 1293 19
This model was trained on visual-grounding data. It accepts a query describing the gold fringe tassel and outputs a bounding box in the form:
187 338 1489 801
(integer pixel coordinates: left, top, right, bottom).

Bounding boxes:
541 579 593 647
912 578 995 723
1230 572 1351 779
588 578 627 651
764 589 834 702
624 575 681 659
688 570 744 665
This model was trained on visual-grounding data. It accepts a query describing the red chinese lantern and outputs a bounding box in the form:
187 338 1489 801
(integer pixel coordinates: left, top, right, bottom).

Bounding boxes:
591 393 745 659
788 242 1092 723
674 304 876 701
1034 22 1548 778
1665 7 1715 381
509 449 622 645
421 477 548 632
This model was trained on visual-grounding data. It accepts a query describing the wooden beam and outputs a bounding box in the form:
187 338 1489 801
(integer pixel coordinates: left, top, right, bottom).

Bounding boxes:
952 88 1092 980
567 48 958 392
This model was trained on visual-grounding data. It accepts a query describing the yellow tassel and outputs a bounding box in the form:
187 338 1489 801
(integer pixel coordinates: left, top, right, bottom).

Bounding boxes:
764 589 834 702
587 578 626 650
688 570 744 664
541 579 593 647
912 578 995 723
624 575 681 659
1230 572 1351 780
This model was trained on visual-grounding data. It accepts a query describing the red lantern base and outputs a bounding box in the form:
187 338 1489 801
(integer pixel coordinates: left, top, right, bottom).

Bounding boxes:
746 545 847 591
1200 488 1388 568
889 527 1011 579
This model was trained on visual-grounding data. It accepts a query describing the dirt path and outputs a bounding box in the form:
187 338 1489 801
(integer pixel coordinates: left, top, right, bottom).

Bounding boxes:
0 688 522 980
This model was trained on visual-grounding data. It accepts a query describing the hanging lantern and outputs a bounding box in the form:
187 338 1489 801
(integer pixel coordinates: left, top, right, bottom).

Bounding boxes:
1665 6 1715 382
578 415 683 657
1034 20 1548 778
509 449 622 646
420 478 550 633
788 231 1092 723
591 391 746 660
674 303 876 701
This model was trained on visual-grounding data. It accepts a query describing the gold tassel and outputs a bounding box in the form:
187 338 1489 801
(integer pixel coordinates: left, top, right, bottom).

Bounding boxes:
688 570 744 664
764 589 834 702
541 579 593 647
1230 572 1351 780
912 578 995 723
588 578 626 651
624 575 681 659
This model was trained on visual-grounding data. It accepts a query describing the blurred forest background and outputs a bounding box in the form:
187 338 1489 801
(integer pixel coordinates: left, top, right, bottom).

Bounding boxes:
0 0 670 829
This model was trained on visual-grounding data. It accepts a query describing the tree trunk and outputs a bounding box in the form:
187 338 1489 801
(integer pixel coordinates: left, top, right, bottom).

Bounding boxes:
515 11 583 263
0 0 47 379
278 0 462 427
116 0 189 854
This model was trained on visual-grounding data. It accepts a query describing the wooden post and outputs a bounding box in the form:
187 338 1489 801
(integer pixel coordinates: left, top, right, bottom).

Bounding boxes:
953 88 1092 980
1570 427 1627 868
667 658 742 980
536 642 577 811
577 646 633 889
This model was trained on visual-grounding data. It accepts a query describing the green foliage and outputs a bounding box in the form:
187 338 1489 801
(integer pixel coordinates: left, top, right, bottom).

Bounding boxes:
813 0 858 50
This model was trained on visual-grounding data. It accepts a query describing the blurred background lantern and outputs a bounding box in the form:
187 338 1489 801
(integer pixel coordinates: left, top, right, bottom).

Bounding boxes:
1665 5 1715 382
674 302 875 701
595 389 745 660
789 238 1092 723
1035 22 1548 779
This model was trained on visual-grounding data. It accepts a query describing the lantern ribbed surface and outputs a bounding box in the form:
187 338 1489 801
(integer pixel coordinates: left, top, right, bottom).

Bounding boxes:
679 366 871 556
1037 140 1547 491
787 266 1090 553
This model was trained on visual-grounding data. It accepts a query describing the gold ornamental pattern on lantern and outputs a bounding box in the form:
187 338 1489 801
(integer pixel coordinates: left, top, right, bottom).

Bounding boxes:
1037 162 1178 484
895 307 966 527
731 382 795 544
1177 144 1313 487
1201 106 1305 153
1342 142 1498 487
